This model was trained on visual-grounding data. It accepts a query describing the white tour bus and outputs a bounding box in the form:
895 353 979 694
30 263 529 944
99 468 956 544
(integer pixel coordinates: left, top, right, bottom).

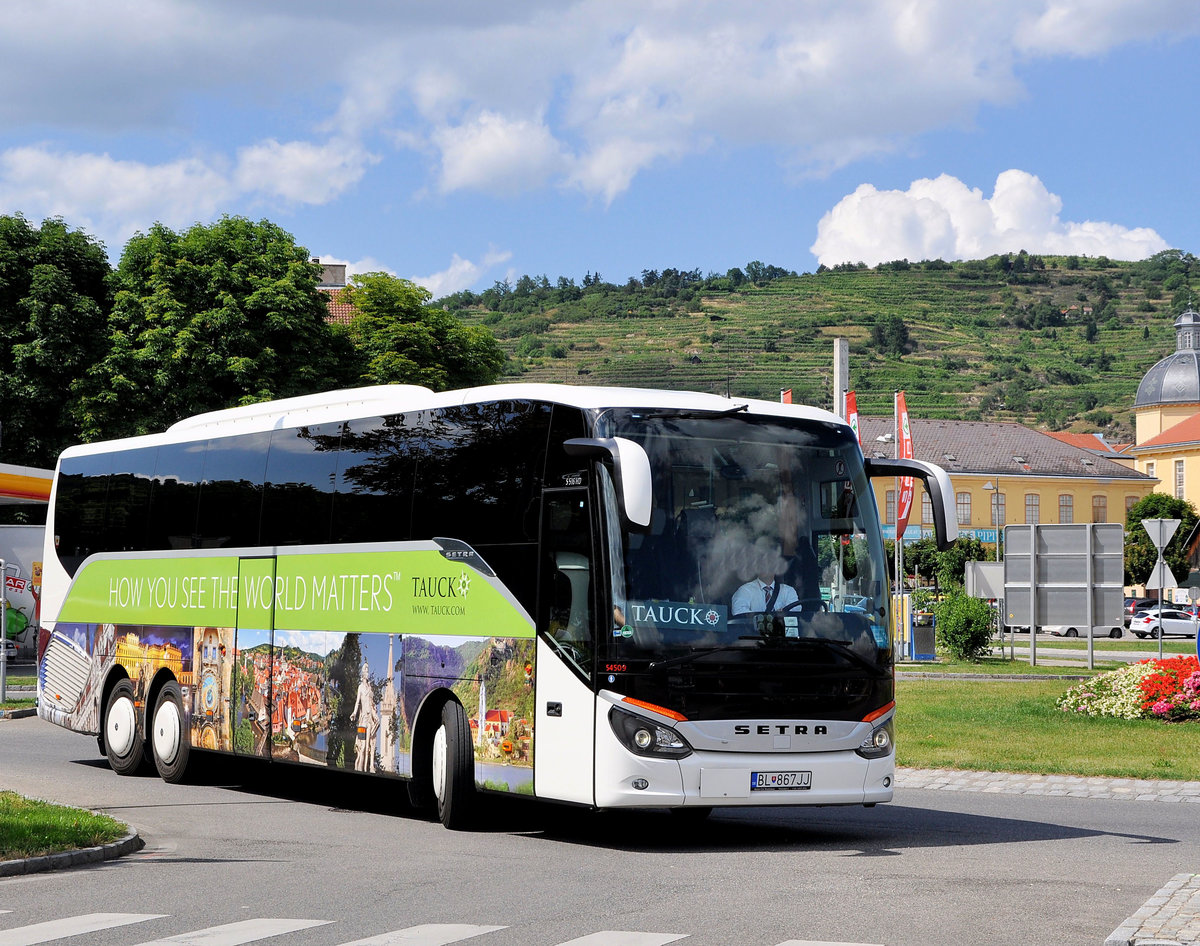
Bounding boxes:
37 383 956 828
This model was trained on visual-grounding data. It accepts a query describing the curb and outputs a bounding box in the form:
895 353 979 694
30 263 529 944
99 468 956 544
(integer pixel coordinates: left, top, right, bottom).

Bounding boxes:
0 829 143 878
0 707 36 720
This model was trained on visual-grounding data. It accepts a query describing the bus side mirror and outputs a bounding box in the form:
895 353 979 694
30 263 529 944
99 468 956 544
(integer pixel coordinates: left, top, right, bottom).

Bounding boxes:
563 437 652 530
864 456 959 551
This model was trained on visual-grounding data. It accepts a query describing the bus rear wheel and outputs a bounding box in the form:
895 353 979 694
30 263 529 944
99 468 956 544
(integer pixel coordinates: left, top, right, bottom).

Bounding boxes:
431 701 475 830
150 681 191 784
103 680 146 776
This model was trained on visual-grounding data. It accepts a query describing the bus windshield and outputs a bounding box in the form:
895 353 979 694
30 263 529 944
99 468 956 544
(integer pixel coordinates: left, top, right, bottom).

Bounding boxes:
596 409 890 670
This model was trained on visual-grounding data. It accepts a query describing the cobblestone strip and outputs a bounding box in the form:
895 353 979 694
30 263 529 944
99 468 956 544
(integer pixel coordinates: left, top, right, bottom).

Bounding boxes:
0 829 142 877
897 767 1200 802
1104 872 1200 946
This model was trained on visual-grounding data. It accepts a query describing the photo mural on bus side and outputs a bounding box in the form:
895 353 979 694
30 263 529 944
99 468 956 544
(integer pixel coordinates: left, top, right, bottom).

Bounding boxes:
42 621 535 794
229 630 536 792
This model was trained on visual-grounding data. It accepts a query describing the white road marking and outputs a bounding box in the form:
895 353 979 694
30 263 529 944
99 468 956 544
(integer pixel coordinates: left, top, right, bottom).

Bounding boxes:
554 934 688 946
0 913 166 946
775 940 885 946
130 918 332 946
336 924 506 945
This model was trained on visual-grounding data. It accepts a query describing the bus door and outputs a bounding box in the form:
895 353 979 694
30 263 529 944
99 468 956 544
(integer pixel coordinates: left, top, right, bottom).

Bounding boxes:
232 556 276 758
534 488 596 805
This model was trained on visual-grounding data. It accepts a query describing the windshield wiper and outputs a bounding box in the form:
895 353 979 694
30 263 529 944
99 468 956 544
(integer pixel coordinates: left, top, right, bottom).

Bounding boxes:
648 644 748 671
648 636 889 677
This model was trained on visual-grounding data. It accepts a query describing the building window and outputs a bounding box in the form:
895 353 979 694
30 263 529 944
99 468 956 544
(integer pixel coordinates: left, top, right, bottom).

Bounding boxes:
1059 494 1074 524
1092 495 1107 523
1146 461 1156 481
885 489 895 525
1126 495 1139 514
956 491 971 526
990 491 1006 527
922 493 933 524
1025 494 1039 525
1176 460 1185 500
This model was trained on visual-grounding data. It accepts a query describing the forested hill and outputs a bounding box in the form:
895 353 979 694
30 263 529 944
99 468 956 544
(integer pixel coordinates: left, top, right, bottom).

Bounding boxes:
443 251 1198 440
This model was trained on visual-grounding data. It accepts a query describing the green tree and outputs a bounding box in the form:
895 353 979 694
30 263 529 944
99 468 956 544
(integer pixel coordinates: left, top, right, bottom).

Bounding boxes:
75 216 356 439
0 215 113 465
343 272 505 389
1124 493 1198 586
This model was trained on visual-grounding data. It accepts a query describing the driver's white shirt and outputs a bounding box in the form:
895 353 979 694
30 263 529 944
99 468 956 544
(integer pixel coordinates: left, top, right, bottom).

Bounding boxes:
731 579 799 615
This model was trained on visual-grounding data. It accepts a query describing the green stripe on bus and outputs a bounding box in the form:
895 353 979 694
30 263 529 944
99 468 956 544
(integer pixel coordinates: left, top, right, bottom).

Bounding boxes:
58 549 534 637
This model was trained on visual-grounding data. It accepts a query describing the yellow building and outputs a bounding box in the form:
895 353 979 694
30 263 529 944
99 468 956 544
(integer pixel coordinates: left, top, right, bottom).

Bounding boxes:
858 417 1154 552
1131 308 1200 506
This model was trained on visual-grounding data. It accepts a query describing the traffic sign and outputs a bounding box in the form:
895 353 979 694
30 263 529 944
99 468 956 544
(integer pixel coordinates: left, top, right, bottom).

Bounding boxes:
1142 518 1181 551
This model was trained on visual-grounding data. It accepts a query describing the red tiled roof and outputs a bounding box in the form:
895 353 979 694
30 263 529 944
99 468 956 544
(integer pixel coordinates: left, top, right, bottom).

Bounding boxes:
1042 431 1123 453
320 287 357 325
1135 413 1200 451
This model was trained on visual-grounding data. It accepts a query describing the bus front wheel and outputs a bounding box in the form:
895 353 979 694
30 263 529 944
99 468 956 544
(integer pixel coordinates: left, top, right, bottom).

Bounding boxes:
431 701 476 830
150 681 191 784
103 680 146 776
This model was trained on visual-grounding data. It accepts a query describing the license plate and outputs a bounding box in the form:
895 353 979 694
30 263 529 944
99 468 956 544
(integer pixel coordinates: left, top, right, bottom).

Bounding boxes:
750 770 812 791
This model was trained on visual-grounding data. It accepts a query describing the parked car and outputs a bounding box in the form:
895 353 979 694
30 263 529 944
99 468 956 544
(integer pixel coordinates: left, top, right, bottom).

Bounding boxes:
1 638 16 660
1047 625 1123 639
1130 607 1200 639
1124 597 1158 627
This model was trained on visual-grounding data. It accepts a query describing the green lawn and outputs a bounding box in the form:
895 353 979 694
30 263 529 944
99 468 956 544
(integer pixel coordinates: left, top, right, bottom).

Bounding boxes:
896 676 1200 780
898 655 1122 674
0 791 127 859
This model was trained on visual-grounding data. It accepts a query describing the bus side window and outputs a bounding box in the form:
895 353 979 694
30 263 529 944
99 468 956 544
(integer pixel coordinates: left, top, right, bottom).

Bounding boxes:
539 491 594 671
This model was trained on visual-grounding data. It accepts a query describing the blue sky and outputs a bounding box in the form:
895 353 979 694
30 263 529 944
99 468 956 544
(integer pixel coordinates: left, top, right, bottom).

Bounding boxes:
2 1 1198 297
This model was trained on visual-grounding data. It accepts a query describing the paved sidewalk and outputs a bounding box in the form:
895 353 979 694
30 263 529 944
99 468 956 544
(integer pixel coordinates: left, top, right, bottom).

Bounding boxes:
898 767 1200 803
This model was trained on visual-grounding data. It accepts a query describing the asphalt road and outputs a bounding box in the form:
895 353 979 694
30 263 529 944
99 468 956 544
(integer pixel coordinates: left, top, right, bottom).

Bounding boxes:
2 715 1198 946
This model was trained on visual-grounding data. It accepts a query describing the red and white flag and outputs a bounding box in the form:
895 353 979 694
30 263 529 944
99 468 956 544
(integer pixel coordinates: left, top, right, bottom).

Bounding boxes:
780 388 792 404
845 390 861 444
895 391 914 540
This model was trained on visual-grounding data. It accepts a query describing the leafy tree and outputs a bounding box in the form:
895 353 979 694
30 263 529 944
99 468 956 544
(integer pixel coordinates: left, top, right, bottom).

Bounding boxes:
871 314 912 357
75 216 356 439
342 272 505 390
1124 493 1198 587
0 215 113 465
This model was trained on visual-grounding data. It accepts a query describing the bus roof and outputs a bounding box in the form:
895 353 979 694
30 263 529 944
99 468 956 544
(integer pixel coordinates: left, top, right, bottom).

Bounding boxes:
57 383 848 459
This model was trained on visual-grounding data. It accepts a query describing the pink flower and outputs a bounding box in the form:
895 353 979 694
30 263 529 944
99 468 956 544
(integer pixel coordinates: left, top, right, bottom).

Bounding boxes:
1152 700 1173 716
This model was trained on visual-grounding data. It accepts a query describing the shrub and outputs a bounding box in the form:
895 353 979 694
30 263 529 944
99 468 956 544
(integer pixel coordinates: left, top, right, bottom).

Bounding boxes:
933 588 993 661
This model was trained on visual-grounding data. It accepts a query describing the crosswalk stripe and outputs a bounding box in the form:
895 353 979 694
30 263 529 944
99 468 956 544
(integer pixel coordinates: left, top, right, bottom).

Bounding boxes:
775 940 885 945
0 913 166 946
336 924 507 945
130 918 332 946
554 934 687 946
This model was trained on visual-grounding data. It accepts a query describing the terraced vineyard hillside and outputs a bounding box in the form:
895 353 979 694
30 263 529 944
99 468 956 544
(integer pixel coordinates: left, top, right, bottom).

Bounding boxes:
447 252 1196 439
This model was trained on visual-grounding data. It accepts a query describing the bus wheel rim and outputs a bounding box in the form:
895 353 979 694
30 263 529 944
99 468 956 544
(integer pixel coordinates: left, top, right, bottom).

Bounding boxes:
432 724 448 804
153 699 181 765
107 695 137 758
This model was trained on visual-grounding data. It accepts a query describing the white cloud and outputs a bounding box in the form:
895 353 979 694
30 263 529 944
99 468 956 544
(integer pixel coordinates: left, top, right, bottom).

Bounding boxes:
1 2 1196 230
0 146 232 246
431 112 567 195
810 170 1170 267
234 139 379 204
412 247 514 298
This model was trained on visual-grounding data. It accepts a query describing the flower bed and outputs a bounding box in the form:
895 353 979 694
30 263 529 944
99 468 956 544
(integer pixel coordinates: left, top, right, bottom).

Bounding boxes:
1058 656 1200 721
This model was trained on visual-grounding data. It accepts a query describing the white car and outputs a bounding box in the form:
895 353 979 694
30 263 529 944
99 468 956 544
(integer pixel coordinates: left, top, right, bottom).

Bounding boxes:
1130 608 1200 639
1047 625 1123 639
1 638 17 660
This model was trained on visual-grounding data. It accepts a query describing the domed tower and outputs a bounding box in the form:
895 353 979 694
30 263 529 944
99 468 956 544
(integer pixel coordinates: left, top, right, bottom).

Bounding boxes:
1134 307 1200 444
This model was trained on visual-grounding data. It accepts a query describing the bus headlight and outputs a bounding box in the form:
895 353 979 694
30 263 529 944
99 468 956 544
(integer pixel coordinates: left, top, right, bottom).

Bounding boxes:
856 719 894 759
609 707 693 759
